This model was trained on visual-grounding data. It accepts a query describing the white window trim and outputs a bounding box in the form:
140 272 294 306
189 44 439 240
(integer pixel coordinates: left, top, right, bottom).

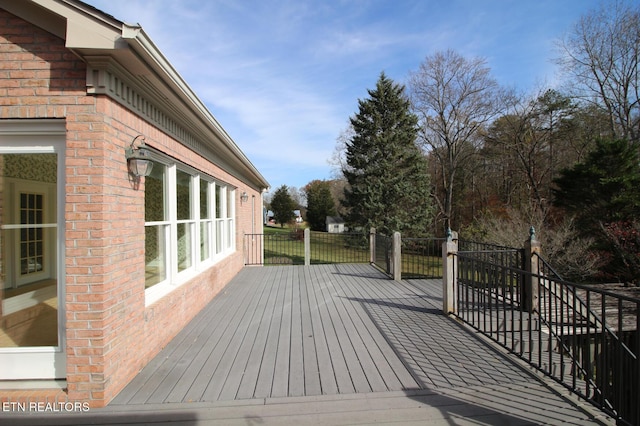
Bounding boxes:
144 159 237 306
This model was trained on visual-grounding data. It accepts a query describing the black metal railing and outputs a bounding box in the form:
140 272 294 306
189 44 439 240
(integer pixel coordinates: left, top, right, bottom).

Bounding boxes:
244 232 305 265
401 237 447 278
458 240 525 269
534 253 639 425
244 231 370 266
372 232 392 275
456 252 524 337
455 247 640 425
309 231 369 264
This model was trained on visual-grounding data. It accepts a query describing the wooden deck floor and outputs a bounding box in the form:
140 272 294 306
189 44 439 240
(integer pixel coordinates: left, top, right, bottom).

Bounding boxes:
6 264 613 425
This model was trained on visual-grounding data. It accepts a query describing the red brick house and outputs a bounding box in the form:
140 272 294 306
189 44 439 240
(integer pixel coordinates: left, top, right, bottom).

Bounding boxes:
0 0 268 407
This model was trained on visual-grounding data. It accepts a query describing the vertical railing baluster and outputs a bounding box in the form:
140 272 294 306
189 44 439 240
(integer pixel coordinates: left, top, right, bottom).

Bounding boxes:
636 299 640 425
586 291 593 400
601 294 608 406
616 297 622 417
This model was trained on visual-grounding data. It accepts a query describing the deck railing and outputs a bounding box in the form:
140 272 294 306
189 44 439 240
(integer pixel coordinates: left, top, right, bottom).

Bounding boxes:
535 253 639 425
372 232 392 275
309 231 370 264
453 243 640 426
401 237 447 278
244 232 303 265
244 231 370 266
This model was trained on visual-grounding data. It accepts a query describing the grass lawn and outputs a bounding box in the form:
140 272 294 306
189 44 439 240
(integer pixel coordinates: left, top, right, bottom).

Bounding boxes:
262 226 368 265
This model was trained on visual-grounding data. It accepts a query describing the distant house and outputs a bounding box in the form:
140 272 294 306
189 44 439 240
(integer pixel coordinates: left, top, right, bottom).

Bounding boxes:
264 208 274 224
0 0 269 408
326 216 345 233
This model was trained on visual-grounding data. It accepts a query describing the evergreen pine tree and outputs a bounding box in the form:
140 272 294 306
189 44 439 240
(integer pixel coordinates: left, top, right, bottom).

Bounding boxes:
271 185 296 228
552 138 640 231
343 72 434 236
304 180 337 231
553 138 640 282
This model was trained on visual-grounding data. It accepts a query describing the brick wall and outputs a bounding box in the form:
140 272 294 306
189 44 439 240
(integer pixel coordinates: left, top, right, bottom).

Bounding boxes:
0 9 264 408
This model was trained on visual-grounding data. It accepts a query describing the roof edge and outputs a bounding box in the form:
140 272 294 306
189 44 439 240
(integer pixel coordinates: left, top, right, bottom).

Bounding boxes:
1 0 270 191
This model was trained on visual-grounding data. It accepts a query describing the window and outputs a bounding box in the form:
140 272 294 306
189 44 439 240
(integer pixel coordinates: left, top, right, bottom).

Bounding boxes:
215 183 225 254
144 163 168 288
176 169 193 272
144 159 236 301
226 188 235 250
199 179 212 262
19 192 45 277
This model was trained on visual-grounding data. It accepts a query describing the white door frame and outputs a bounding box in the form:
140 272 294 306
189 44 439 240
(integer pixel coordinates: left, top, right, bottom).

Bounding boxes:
0 120 66 380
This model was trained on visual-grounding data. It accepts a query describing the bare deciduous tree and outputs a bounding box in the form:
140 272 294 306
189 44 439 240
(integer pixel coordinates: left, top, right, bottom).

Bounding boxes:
556 0 640 144
329 124 354 179
467 206 602 282
483 89 577 217
409 49 506 232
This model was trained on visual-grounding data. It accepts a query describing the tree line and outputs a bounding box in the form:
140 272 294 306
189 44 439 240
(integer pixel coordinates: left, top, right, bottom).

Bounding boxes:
268 1 640 285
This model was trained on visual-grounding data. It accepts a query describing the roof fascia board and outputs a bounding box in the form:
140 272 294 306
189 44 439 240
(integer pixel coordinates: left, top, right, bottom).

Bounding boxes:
33 0 123 49
0 0 66 39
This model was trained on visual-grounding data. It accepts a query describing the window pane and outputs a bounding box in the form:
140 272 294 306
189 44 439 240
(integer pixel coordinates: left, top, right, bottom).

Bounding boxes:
176 170 192 221
145 225 166 288
145 162 166 222
177 223 192 271
215 184 222 218
19 193 45 276
227 189 234 219
227 218 233 249
216 220 224 254
200 222 210 261
200 180 209 219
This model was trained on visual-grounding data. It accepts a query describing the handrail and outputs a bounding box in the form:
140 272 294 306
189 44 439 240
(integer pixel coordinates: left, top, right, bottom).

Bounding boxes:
458 239 522 252
455 249 640 425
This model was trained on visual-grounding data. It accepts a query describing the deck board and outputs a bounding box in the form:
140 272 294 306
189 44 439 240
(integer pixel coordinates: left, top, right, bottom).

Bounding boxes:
190 269 270 402
287 266 305 397
100 264 614 425
252 266 286 398
305 266 339 395
235 265 281 399
333 268 405 391
270 266 293 398
299 267 322 396
310 266 356 394
166 276 256 402
202 267 273 401
155 277 257 403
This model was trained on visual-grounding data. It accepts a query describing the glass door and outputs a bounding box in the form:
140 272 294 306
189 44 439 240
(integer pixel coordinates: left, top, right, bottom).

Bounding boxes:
0 141 65 380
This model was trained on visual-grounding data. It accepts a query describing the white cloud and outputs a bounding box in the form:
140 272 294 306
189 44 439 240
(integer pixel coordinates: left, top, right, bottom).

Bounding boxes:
86 0 605 190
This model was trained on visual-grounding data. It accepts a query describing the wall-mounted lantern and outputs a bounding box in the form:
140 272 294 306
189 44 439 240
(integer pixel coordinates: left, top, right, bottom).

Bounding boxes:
125 135 154 177
240 191 249 203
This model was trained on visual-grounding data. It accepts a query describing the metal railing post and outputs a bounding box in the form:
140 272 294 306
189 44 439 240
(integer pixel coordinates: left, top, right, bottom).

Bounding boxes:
442 230 458 314
392 231 401 281
523 226 541 313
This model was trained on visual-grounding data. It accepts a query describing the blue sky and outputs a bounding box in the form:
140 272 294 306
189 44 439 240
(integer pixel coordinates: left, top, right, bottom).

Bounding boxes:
86 0 603 194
